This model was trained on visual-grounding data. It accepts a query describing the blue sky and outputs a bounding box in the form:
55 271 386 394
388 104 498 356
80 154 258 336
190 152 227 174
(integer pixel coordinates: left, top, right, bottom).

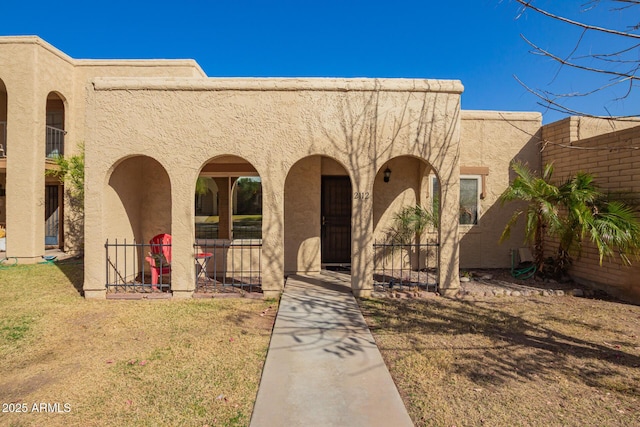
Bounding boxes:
2 0 637 123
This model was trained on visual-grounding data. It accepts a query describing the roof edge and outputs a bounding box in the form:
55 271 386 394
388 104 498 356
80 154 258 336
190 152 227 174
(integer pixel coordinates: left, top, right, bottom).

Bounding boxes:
92 77 464 93
462 110 542 122
77 59 206 77
0 36 207 77
0 36 75 65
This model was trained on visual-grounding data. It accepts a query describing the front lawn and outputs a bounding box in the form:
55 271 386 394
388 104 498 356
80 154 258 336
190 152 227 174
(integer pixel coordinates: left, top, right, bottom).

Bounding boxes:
0 259 275 426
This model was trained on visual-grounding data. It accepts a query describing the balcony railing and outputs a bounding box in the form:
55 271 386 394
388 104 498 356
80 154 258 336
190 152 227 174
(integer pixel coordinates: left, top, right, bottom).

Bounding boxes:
0 121 6 157
46 125 65 158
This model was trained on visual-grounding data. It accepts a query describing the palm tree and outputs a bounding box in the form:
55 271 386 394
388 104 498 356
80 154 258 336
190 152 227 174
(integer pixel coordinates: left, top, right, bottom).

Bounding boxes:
500 162 640 276
499 162 562 272
195 177 209 196
389 204 437 245
387 204 438 272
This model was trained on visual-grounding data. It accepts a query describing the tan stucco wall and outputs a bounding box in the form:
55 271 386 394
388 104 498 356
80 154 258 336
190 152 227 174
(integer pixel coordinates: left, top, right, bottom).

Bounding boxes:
106 156 172 243
459 111 542 268
542 121 640 303
0 39 71 260
287 156 434 275
364 111 543 271
0 36 205 261
84 78 464 298
372 156 429 240
284 156 322 274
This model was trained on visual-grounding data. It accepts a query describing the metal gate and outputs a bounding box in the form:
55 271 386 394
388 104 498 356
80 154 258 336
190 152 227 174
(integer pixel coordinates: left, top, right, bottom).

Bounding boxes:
45 185 59 246
373 240 439 292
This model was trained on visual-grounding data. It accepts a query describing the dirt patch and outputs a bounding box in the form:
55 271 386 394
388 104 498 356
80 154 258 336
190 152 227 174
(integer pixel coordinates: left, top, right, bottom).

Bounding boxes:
0 372 57 402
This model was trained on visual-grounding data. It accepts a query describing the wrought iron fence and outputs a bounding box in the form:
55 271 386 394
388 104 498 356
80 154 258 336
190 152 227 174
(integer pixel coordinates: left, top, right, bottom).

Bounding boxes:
46 125 65 158
105 239 171 293
373 240 439 292
194 240 262 293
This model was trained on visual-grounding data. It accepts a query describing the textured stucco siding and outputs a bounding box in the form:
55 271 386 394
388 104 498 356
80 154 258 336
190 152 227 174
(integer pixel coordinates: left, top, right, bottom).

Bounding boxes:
84 78 463 297
0 41 73 260
284 156 322 274
372 156 427 240
459 111 542 268
0 36 209 261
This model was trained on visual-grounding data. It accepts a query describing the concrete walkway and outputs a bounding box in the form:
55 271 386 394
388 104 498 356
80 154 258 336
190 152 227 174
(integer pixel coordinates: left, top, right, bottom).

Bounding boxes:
250 273 414 427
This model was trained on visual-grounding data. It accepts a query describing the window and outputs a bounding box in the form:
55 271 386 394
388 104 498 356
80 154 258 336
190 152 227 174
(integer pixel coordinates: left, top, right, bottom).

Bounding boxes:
459 176 480 225
431 175 481 225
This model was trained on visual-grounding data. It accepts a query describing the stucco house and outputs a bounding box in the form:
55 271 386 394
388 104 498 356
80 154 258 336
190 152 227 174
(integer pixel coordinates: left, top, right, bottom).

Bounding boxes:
0 36 556 299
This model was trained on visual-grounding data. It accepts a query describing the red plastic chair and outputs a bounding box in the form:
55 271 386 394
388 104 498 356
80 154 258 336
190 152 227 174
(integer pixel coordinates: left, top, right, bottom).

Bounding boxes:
145 233 172 288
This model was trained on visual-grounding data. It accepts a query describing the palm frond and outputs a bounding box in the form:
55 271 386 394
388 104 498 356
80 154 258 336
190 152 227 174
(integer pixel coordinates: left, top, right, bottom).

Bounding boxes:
499 161 640 276
499 209 524 243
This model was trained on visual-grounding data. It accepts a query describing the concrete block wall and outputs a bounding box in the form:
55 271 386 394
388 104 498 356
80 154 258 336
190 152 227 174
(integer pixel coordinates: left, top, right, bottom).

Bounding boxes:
542 118 640 303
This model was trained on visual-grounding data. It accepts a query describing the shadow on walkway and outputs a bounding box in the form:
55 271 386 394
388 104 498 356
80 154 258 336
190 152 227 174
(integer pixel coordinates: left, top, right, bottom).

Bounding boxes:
250 274 413 427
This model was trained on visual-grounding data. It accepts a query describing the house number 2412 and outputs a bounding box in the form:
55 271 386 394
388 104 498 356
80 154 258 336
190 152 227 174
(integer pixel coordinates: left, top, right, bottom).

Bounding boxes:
353 192 370 200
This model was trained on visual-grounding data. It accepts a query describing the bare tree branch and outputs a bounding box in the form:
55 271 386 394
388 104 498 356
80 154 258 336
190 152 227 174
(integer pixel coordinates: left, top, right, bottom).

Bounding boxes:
585 42 640 62
522 35 639 82
515 0 640 39
512 0 640 118
497 112 640 152
513 75 640 120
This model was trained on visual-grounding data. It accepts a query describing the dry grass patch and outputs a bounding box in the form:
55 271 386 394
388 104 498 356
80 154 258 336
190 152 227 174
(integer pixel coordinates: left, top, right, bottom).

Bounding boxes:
0 259 276 426
360 295 640 426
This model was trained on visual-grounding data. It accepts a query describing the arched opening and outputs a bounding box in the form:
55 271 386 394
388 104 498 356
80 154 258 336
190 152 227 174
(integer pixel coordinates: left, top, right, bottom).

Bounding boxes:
194 155 262 293
44 92 67 249
372 156 439 290
104 155 172 291
107 155 172 243
45 92 65 158
284 155 351 275
0 78 6 251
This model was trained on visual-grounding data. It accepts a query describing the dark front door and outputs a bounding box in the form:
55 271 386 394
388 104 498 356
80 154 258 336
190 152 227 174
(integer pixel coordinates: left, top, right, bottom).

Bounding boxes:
321 176 352 264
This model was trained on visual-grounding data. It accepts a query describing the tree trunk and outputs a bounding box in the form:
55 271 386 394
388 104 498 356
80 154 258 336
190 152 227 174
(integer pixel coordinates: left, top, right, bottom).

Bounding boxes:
534 213 544 274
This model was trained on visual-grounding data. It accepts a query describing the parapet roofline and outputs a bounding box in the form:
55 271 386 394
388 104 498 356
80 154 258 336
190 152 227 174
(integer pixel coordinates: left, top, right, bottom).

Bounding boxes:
0 36 206 77
462 110 542 122
92 77 464 93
